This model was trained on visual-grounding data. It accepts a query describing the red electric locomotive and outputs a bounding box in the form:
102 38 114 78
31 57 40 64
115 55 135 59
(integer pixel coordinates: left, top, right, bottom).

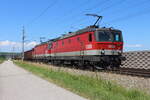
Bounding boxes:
45 25 124 69
32 42 48 62
25 15 124 69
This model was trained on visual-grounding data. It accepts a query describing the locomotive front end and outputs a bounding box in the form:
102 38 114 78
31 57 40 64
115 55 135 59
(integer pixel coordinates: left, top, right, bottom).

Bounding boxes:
94 28 124 68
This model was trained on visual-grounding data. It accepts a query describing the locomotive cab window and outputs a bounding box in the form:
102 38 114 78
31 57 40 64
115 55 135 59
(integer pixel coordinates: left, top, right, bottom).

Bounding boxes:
88 34 92 42
95 31 123 42
96 31 112 42
113 32 123 42
77 37 80 41
56 42 58 47
48 43 52 49
62 41 64 46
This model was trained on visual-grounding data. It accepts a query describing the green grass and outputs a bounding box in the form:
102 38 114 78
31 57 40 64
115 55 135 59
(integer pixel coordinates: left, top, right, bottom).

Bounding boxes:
0 57 5 64
14 61 150 100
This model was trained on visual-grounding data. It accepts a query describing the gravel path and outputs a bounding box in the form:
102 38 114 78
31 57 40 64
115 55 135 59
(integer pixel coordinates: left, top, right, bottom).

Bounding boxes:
0 61 87 100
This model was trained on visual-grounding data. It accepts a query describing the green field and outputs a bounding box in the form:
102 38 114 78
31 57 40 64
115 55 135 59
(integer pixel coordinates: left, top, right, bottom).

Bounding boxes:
14 61 150 100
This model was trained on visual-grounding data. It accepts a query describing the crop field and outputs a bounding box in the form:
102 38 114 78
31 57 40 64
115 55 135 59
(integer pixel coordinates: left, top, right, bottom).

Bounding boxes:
14 60 150 100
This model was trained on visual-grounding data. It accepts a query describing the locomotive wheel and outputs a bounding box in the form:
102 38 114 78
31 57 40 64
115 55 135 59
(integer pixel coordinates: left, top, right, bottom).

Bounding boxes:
78 60 86 70
89 66 95 71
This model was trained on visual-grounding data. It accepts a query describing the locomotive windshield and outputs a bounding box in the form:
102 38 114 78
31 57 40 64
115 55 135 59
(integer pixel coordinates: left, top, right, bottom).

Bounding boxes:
113 32 123 42
95 31 112 42
95 31 123 42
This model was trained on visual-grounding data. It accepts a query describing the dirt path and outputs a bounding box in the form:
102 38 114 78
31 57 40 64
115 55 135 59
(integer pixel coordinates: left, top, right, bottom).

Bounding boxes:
0 60 87 100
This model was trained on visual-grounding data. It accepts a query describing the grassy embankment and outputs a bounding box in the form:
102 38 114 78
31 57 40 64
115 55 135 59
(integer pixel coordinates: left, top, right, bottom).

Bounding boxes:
14 60 150 100
0 57 5 64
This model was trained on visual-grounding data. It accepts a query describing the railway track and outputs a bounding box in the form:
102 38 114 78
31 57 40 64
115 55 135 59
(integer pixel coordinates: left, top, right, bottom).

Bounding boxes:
104 68 150 78
52 63 150 78
53 64 150 78
29 61 150 78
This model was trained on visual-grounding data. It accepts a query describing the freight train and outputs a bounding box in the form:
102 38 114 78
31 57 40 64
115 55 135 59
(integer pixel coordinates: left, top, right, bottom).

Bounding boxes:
24 15 125 69
24 26 124 69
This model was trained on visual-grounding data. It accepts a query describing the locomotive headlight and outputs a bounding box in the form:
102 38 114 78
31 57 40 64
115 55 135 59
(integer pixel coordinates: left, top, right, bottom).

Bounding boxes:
101 50 105 55
118 50 122 55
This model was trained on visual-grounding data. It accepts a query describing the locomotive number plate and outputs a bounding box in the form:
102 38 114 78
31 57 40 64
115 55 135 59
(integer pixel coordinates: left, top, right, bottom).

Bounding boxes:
86 44 92 49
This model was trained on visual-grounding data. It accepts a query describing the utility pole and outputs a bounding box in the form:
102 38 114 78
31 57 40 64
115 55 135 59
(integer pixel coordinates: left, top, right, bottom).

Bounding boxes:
22 26 25 61
12 46 15 59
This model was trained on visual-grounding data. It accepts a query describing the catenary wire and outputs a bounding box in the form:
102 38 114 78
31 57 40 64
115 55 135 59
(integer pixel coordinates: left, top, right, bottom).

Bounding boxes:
26 0 59 27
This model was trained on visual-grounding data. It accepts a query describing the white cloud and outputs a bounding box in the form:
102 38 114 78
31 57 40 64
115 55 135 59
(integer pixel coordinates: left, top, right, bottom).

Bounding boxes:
125 44 143 48
0 40 38 52
0 40 18 46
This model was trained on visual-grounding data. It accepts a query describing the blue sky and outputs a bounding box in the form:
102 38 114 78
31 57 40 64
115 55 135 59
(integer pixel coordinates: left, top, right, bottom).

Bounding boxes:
0 0 150 52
